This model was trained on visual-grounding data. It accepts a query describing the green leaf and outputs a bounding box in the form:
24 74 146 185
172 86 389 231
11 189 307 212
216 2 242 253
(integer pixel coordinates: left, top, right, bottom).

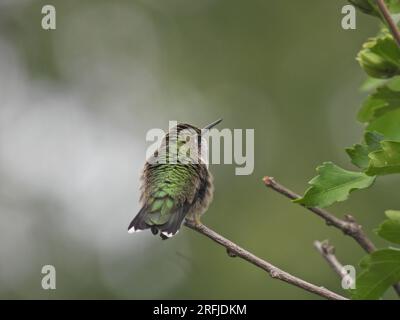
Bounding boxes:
370 35 400 68
366 140 400 175
346 131 385 169
367 108 400 140
360 75 400 93
358 86 400 123
387 76 400 91
351 249 400 300
360 77 389 92
385 210 400 221
357 35 400 79
294 162 375 208
348 0 380 17
376 210 400 244
387 0 400 13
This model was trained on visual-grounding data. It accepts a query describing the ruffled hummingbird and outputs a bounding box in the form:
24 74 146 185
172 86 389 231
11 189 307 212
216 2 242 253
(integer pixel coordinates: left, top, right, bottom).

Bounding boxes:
128 119 222 239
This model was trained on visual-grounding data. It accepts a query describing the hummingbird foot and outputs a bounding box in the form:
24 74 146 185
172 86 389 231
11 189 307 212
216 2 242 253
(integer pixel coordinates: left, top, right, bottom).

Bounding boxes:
186 213 203 227
194 215 203 226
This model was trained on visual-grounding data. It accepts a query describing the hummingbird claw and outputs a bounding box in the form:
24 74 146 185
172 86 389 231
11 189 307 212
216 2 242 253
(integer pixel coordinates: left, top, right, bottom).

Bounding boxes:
194 215 203 226
186 214 203 227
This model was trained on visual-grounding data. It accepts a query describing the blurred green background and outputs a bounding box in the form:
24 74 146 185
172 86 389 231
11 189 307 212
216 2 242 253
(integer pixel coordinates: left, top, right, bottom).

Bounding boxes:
0 0 398 299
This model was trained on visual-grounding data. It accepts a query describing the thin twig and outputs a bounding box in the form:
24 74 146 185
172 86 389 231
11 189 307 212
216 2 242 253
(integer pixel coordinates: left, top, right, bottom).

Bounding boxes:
314 240 347 279
263 177 376 253
184 220 347 300
376 0 400 47
314 240 356 292
263 176 400 297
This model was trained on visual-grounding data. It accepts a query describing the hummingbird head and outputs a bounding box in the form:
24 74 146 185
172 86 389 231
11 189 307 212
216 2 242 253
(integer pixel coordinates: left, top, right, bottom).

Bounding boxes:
157 119 222 165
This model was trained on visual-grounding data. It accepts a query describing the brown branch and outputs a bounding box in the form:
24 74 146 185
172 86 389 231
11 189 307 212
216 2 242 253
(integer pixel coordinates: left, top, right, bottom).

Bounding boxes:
263 176 376 253
263 176 400 297
376 0 400 47
184 220 347 300
314 240 357 292
314 240 348 279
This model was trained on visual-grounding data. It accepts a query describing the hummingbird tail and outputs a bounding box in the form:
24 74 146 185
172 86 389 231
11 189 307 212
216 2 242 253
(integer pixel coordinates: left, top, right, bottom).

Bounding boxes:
127 206 150 233
127 203 190 239
158 204 190 240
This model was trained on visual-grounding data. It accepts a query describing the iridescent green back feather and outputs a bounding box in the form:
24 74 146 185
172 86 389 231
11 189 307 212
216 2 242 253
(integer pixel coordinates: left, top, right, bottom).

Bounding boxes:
143 163 199 226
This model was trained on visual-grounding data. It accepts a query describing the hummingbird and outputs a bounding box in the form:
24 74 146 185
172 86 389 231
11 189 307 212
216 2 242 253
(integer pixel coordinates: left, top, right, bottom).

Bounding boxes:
128 119 222 239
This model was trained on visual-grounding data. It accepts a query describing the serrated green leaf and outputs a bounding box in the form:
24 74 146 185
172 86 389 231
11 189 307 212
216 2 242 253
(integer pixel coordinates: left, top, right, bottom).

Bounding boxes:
358 86 400 123
376 210 400 244
348 0 380 17
357 35 400 79
351 249 400 300
346 131 385 169
369 34 400 67
366 140 400 175
350 0 400 16
294 162 376 208
367 108 400 139
357 0 400 15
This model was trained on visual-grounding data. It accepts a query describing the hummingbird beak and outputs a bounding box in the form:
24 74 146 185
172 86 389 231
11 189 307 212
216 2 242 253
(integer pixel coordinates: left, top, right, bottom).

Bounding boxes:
202 118 222 133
